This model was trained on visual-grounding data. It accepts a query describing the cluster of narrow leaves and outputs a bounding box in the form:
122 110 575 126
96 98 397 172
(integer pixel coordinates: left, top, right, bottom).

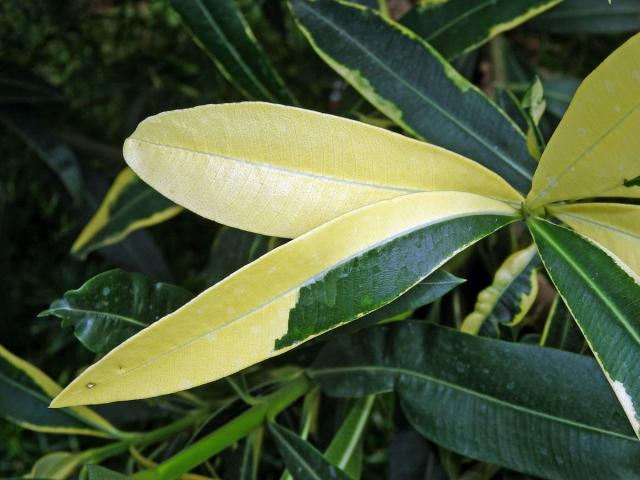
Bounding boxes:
5 0 640 478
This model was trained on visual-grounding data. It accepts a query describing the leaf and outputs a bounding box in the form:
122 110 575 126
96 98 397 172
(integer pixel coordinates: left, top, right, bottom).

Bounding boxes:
539 295 584 353
71 168 182 259
0 61 64 104
268 422 350 480
290 0 537 193
51 191 517 407
85 465 129 480
202 226 271 286
324 396 373 477
124 102 522 238
495 87 529 134
389 420 447 480
526 34 640 209
528 218 640 437
311 321 640 479
363 270 464 324
401 0 560 60
549 202 640 276
0 105 83 204
0 345 117 437
542 78 580 119
528 0 640 33
461 244 541 336
39 269 193 354
28 452 82 480
170 0 296 104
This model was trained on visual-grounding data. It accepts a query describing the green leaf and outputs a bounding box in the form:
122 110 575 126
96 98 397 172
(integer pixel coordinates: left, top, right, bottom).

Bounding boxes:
202 226 271 287
540 295 584 353
389 423 447 480
71 168 182 259
461 244 541 337
0 61 64 104
223 438 255 480
528 218 640 437
39 269 193 354
311 321 640 479
269 422 350 480
324 396 373 478
0 105 83 204
171 0 296 104
85 465 129 480
351 269 464 328
401 0 560 60
529 0 640 33
543 78 579 119
51 192 517 407
495 87 529 134
0 345 118 437
290 0 536 193
29 452 83 480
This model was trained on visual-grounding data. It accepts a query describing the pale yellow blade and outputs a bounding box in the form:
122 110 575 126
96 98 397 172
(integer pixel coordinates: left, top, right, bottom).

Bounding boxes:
527 34 640 209
123 102 523 238
51 191 517 407
550 202 640 276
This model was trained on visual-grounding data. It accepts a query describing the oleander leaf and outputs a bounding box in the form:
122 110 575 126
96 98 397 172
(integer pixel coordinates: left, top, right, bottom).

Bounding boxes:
0 105 83 204
29 452 83 480
170 0 296 104
528 218 640 437
269 422 350 480
124 102 522 238
71 168 182 258
51 191 517 407
401 0 560 60
543 78 580 119
324 396 373 478
39 269 193 353
290 0 537 193
461 244 541 336
549 202 640 276
0 345 117 437
202 226 271 287
311 321 640 479
539 295 584 353
527 34 640 209
85 465 129 480
529 0 640 34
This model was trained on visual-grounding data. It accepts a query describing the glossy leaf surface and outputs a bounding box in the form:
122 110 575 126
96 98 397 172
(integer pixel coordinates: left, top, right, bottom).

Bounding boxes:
52 191 516 406
170 0 295 103
402 0 560 60
40 269 193 353
0 345 116 437
290 0 536 193
71 168 182 258
550 203 640 276
269 422 350 480
461 245 540 336
312 321 640 479
529 0 640 34
529 218 640 437
124 102 522 238
527 34 640 208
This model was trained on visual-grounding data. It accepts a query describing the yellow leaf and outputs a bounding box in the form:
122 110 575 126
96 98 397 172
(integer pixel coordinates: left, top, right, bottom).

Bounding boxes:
123 102 523 238
527 33 640 209
550 202 640 276
27 452 81 480
51 191 517 407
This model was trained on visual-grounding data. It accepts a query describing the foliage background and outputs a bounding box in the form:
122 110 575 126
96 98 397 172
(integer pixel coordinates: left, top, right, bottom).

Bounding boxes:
0 0 634 476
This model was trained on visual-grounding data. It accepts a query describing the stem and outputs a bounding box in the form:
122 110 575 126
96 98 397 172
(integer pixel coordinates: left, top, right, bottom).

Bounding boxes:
136 375 310 480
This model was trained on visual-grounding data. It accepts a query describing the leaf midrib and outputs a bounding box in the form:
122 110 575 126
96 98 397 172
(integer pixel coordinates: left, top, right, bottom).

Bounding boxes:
271 426 325 480
296 1 532 184
311 365 637 442
45 306 147 328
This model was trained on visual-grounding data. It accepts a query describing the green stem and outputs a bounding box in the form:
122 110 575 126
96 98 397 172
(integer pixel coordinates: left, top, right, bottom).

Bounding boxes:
136 375 311 480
